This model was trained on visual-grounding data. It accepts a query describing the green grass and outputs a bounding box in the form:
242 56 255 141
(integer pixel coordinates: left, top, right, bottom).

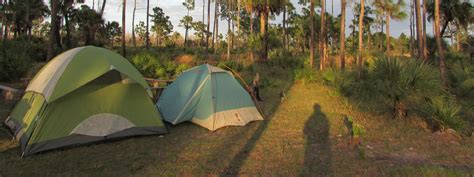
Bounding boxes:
1 61 474 176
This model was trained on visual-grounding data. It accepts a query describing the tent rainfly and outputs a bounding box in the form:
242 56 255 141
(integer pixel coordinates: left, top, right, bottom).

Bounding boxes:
4 46 167 156
157 64 263 131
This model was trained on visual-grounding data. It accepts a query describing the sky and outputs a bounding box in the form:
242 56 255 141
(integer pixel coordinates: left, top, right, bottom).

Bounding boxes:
80 0 434 38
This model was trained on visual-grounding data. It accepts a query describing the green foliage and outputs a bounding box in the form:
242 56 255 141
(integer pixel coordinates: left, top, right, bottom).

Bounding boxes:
321 69 356 96
135 21 147 42
354 57 443 118
268 53 304 69
131 52 189 80
294 67 317 85
425 98 466 132
0 40 33 81
447 52 474 96
217 60 244 72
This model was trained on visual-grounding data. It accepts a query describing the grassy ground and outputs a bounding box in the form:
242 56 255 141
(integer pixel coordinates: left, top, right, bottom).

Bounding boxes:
1 62 473 176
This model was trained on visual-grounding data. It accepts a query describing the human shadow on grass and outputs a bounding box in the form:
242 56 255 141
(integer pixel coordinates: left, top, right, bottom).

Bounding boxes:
299 104 332 176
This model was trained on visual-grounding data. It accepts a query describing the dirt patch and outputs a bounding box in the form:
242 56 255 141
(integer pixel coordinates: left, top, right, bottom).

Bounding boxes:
174 55 194 65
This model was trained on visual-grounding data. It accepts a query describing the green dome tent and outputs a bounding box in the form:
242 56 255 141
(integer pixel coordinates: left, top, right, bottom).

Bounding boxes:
4 46 167 156
157 64 263 131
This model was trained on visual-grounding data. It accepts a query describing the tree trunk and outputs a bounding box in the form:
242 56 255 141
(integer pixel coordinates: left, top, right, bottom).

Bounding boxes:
47 0 59 60
310 0 315 68
340 0 346 70
410 0 415 57
227 18 231 60
184 9 189 49
357 0 364 68
146 0 150 49
434 0 446 88
282 4 286 52
319 0 325 70
206 0 211 53
100 0 107 17
386 14 390 54
259 4 268 61
65 12 71 48
132 0 136 47
249 9 254 61
122 0 126 57
415 0 424 60
422 0 427 60
0 0 3 41
456 24 461 52
237 0 240 55
214 0 219 53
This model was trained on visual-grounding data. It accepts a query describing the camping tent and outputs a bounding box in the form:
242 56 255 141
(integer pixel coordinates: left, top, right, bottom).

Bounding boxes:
157 64 263 131
4 46 167 156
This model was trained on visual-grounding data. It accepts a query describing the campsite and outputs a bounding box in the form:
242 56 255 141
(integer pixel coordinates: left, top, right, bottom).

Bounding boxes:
0 0 473 176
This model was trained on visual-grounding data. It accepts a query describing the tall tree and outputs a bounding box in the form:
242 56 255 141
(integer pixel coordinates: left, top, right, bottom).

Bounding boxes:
151 7 173 46
206 0 211 52
99 0 106 17
409 0 415 57
310 0 315 67
244 0 254 61
414 0 423 59
247 0 284 61
422 0 427 60
132 0 136 47
212 0 219 50
122 0 126 57
320 0 326 70
0 0 3 40
340 0 346 70
47 0 59 60
182 0 195 49
434 0 446 87
426 0 472 55
282 0 287 52
146 0 150 49
374 0 407 55
357 0 364 68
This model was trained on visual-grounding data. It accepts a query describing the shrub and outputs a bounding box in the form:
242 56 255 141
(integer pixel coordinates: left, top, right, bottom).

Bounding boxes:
425 98 466 132
294 67 318 85
321 68 356 96
131 52 189 80
355 57 443 118
268 53 304 69
0 41 33 81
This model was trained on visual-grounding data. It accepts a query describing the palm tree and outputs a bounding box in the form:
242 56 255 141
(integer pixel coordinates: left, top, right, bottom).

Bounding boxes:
320 0 326 70
47 0 59 60
358 0 364 68
434 0 446 88
340 0 346 70
247 0 284 61
122 0 126 57
374 0 407 55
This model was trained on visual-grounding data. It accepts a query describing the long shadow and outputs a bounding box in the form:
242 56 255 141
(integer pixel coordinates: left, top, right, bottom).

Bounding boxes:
300 104 332 176
221 66 294 175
